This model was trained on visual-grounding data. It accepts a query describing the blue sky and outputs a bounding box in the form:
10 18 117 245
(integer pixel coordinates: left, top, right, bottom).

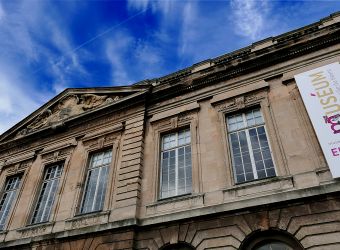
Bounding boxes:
0 0 339 135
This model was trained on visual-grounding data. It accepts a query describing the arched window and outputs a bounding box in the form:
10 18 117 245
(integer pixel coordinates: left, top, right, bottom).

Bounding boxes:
161 243 195 250
253 240 293 250
240 230 304 250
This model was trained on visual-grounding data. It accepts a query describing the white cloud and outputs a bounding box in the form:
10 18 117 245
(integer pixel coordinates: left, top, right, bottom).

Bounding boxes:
230 0 270 40
135 39 161 65
178 2 197 58
105 32 135 85
0 69 40 135
127 0 173 15
127 0 151 12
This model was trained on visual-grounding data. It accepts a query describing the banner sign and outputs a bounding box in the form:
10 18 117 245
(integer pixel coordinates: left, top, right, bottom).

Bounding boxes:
294 62 340 178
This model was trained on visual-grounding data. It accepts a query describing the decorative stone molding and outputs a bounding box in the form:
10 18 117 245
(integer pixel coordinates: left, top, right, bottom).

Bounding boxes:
41 142 76 163
82 123 124 143
150 102 200 124
81 124 123 153
3 152 35 168
16 222 54 239
6 161 31 175
216 91 267 113
65 211 110 230
223 176 294 201
82 134 119 150
41 139 77 155
210 80 269 106
2 153 35 174
146 194 204 216
152 110 197 131
0 161 5 173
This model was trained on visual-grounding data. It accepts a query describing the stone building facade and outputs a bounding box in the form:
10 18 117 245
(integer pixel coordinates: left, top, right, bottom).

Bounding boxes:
0 13 340 250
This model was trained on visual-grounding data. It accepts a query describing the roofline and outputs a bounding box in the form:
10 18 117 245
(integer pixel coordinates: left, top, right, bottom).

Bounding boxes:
133 11 340 86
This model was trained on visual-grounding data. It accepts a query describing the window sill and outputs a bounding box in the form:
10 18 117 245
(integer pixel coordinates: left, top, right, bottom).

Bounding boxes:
16 222 55 239
146 193 204 216
223 175 294 201
65 210 110 231
0 230 7 241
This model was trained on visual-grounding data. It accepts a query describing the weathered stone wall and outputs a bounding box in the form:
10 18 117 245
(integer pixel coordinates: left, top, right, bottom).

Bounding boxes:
135 195 340 250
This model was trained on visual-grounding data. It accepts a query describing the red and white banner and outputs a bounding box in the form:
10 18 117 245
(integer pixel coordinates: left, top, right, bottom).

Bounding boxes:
294 62 340 178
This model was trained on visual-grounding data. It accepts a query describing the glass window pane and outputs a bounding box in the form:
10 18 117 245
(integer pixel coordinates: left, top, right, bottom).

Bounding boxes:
266 168 276 177
245 172 254 181
235 164 244 175
257 169 266 179
237 174 245 183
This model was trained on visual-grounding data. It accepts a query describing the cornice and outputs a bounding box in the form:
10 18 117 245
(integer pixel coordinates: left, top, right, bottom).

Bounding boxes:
145 13 340 91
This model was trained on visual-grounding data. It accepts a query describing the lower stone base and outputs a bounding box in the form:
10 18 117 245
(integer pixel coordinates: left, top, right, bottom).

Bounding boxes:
5 193 340 249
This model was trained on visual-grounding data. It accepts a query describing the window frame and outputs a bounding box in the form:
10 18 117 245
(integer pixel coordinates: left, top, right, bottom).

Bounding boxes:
24 145 74 227
72 133 120 218
30 162 64 225
150 110 201 203
0 175 22 231
212 90 289 187
226 108 277 183
79 148 113 214
159 128 193 199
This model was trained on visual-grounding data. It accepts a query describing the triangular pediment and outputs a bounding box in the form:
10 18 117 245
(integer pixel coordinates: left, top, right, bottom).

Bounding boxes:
0 86 149 143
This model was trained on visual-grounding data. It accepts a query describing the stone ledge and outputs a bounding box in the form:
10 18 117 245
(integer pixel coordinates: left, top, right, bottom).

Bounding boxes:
16 222 54 239
223 176 294 201
141 181 340 226
65 211 110 231
0 230 7 242
146 193 204 216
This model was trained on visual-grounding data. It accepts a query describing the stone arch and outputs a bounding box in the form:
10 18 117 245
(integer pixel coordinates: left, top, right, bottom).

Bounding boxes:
160 242 195 250
240 229 304 250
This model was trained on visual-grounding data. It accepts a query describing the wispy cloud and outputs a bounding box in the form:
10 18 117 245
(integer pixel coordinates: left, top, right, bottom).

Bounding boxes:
105 31 135 85
104 29 164 85
0 2 5 21
0 1 89 134
230 0 271 40
127 0 173 15
0 67 40 134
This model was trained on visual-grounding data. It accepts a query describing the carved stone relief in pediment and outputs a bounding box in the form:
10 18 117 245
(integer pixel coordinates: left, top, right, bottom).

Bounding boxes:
16 94 121 138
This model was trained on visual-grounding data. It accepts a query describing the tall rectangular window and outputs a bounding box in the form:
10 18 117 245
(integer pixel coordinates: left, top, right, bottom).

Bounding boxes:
80 149 112 214
0 176 21 230
160 129 192 199
227 108 275 183
31 163 63 224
